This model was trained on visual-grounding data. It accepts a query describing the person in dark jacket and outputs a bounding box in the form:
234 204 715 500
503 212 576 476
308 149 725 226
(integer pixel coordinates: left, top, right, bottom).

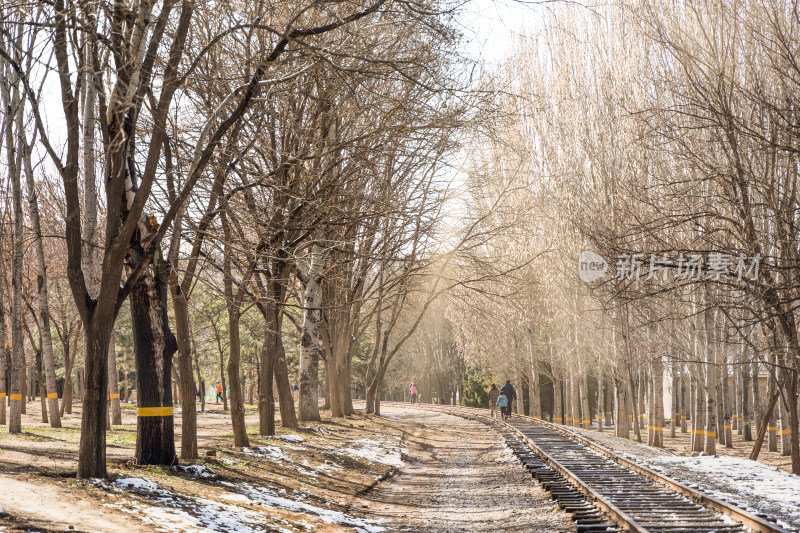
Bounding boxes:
500 380 517 417
488 384 500 418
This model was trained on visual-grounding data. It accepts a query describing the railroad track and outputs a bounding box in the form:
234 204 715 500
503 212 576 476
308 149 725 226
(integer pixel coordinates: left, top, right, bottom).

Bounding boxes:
381 402 791 533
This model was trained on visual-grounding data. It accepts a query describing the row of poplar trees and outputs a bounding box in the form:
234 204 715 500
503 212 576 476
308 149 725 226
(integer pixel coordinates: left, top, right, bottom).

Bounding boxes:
438 0 800 476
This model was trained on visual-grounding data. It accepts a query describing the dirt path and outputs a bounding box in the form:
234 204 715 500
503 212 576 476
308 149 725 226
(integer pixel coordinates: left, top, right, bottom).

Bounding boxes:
0 475 150 533
361 406 574 532
1 401 574 532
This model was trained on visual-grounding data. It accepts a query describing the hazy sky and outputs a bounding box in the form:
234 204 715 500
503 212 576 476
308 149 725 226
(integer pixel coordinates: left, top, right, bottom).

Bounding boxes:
458 0 542 64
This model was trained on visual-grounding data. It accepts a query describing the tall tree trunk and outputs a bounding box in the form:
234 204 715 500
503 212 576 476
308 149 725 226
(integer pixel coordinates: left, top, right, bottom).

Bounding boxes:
615 376 629 439
171 280 198 458
263 266 298 428
131 241 178 466
298 247 323 422
221 218 249 448
753 358 761 439
3 59 24 433
779 380 791 457
568 370 577 426
61 334 77 416
22 134 62 427
692 371 705 453
722 351 732 449
750 390 780 461
225 303 249 448
653 357 664 447
108 333 122 425
703 304 717 455
194 348 205 413
637 367 646 431
553 374 563 424
77 324 111 478
596 367 604 431
718 328 728 447
769 366 778 452
0 255 8 426
530 357 541 419
219 351 228 411
259 327 275 436
742 357 752 441
648 363 655 446
670 360 678 439
37 351 47 422
21 360 27 413
785 373 800 474
581 371 591 428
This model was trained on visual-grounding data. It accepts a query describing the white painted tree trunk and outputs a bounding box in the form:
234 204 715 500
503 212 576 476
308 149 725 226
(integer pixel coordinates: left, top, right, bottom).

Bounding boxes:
298 246 323 422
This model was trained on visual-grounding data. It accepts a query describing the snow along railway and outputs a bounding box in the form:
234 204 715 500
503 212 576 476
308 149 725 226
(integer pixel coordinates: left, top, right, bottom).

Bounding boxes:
386 403 795 533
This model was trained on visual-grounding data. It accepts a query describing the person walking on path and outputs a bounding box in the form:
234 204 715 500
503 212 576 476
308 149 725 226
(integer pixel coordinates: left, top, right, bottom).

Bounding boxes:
488 384 500 418
496 391 509 420
215 381 223 404
500 380 517 418
410 383 418 404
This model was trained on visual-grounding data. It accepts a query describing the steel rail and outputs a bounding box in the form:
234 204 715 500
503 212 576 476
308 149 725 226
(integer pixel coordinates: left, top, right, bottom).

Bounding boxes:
379 401 790 533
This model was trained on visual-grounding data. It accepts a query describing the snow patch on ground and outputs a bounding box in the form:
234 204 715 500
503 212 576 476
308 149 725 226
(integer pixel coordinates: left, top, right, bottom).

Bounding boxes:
178 465 217 479
335 439 407 468
100 478 294 533
115 477 158 491
101 478 278 533
223 482 388 533
638 454 800 530
274 434 305 443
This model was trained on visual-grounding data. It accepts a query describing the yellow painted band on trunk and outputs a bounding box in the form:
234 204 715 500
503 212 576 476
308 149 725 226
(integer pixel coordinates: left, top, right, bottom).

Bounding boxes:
705 432 716 437
10 394 22 401
110 394 120 399
768 427 777 431
137 407 173 417
681 416 686 419
554 417 562 421
47 393 58 399
605 411 612 414
692 430 703 434
0 393 5 398
533 416 541 419
653 427 663 431
780 430 790 435
582 420 590 424
724 425 731 429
